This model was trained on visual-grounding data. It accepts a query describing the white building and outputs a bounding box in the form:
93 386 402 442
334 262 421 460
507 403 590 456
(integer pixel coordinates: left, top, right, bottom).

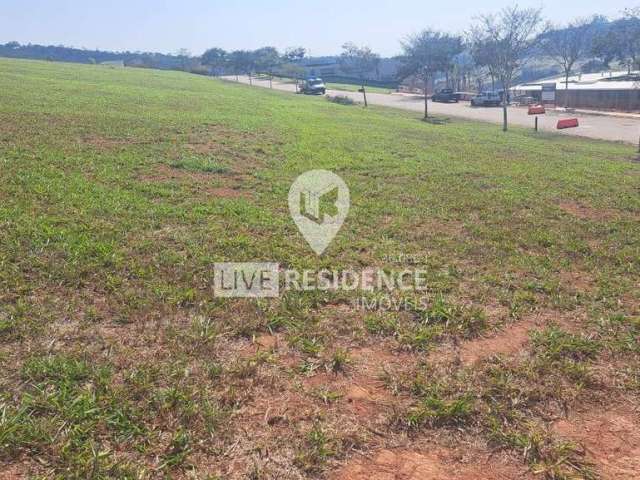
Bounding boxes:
512 70 640 110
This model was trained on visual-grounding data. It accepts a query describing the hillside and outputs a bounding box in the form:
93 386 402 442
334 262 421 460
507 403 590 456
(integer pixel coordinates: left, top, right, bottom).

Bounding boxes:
0 58 638 479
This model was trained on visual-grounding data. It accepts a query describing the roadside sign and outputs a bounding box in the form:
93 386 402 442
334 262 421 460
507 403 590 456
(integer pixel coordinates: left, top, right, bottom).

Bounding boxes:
528 105 546 132
541 83 556 102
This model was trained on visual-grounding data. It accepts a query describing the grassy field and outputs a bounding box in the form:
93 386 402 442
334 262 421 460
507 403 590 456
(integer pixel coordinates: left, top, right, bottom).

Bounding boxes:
0 57 639 480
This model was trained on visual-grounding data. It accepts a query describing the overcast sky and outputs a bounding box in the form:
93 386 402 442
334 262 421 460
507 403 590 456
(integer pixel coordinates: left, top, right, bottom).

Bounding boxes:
0 0 633 57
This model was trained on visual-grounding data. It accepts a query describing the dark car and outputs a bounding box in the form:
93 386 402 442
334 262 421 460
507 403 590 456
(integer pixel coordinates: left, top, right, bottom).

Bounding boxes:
431 88 458 103
299 78 326 95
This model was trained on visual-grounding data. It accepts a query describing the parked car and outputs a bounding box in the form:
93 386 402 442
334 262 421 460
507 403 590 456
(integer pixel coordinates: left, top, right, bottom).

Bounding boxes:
431 88 459 103
471 91 502 107
299 78 326 95
513 94 536 105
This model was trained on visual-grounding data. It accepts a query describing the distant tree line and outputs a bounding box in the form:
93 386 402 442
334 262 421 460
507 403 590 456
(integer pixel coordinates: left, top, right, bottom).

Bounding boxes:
0 41 191 70
201 46 307 83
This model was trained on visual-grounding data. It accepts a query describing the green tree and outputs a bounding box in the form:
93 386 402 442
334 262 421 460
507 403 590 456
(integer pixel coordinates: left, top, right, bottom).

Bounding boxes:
339 43 380 107
253 47 281 88
201 48 227 76
608 8 640 73
228 50 254 83
175 48 192 72
281 47 306 91
541 18 596 107
471 6 544 131
400 30 463 119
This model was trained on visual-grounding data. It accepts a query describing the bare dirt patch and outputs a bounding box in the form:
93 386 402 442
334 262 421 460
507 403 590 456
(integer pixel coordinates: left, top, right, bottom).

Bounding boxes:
429 310 581 367
137 123 279 196
0 463 30 479
552 404 640 479
300 343 416 418
253 333 280 351
303 371 396 418
79 134 142 151
409 217 466 241
558 201 617 221
559 270 595 293
183 124 252 154
178 124 276 173
332 446 532 480
139 164 251 198
458 320 534 366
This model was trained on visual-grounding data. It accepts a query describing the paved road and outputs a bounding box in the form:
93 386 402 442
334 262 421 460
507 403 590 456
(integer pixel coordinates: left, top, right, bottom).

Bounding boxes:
225 76 639 145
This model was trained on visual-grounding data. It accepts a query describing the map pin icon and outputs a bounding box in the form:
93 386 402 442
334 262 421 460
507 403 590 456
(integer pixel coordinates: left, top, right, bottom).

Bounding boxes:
288 170 350 255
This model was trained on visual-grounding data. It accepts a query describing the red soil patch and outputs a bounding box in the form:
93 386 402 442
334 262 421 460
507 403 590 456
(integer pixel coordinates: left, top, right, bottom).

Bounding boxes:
552 405 640 479
348 345 415 369
139 164 250 198
0 467 21 479
303 371 394 416
332 447 531 480
558 201 616 221
458 320 534 366
253 333 280 350
431 310 584 367
559 270 594 293
343 377 394 416
302 344 415 416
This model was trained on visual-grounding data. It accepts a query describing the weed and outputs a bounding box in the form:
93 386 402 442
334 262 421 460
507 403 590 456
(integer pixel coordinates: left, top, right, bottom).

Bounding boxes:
295 423 338 474
170 155 230 173
159 429 192 470
364 313 399 336
405 393 474 428
326 95 356 106
329 348 351 373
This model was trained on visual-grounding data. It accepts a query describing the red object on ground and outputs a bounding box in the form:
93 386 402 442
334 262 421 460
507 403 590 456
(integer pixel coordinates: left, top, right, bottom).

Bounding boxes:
557 118 579 129
528 105 546 115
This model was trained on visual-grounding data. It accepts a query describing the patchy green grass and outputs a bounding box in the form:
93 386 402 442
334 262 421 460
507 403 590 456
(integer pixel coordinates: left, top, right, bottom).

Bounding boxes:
0 58 638 479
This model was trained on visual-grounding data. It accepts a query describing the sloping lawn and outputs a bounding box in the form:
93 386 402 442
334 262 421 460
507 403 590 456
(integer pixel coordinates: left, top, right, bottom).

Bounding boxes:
0 58 638 479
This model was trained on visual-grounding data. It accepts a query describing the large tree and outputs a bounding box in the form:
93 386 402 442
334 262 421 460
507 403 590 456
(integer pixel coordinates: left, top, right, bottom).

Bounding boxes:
201 48 227 76
470 36 500 91
283 47 306 63
339 43 380 107
175 48 192 72
399 30 463 119
253 47 281 88
541 18 596 106
470 6 545 131
227 50 255 83
603 8 640 73
282 47 306 91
